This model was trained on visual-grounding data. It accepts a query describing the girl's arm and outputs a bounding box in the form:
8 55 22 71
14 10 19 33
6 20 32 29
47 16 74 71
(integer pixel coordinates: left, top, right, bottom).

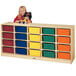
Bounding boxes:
14 16 18 22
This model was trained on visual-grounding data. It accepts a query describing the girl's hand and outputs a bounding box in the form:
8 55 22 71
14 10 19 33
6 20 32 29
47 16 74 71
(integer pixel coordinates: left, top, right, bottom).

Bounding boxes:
25 17 29 20
27 19 32 23
15 20 23 23
15 20 20 23
19 20 23 22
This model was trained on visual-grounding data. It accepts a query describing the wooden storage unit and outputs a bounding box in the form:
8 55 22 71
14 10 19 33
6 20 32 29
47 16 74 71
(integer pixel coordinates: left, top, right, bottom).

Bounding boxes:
1 22 75 64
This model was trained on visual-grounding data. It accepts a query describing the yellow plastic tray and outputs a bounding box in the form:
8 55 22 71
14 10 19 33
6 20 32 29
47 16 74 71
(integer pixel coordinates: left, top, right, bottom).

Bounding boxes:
29 49 41 57
29 35 41 41
29 27 41 34
29 42 41 49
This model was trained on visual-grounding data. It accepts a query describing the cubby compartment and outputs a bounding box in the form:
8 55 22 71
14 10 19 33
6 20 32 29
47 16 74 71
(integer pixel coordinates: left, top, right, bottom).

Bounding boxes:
16 40 27 47
57 44 70 52
57 52 70 59
3 32 14 39
16 33 27 40
42 35 55 42
29 27 41 34
57 28 70 36
42 43 55 50
29 34 41 41
15 26 27 32
42 50 55 58
29 42 41 49
2 25 14 32
16 48 27 55
57 36 70 44
3 47 14 53
42 28 55 34
3 39 14 46
29 49 41 57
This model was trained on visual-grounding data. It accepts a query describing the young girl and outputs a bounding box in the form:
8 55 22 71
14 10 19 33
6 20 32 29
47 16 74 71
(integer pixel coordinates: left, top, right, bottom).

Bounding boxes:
14 6 32 23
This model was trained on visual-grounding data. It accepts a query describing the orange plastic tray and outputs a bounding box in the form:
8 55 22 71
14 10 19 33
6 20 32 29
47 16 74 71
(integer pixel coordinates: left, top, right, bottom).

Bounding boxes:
57 29 70 36
57 36 70 44
58 52 70 59
57 44 70 52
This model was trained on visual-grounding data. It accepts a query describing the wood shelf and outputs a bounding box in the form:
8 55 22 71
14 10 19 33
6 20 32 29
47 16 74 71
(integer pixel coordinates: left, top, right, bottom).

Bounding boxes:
1 22 75 64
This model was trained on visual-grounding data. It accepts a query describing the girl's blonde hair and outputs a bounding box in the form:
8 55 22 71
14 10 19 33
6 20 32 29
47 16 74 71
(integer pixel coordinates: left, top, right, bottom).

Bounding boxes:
18 6 27 16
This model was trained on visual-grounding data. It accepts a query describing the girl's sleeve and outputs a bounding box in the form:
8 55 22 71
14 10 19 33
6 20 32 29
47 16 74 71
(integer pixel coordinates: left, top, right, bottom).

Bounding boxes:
14 15 18 22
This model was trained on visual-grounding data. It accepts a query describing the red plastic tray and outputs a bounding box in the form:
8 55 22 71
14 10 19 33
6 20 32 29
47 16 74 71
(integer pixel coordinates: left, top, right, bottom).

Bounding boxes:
3 32 14 39
2 25 14 32
3 40 14 46
3 47 14 53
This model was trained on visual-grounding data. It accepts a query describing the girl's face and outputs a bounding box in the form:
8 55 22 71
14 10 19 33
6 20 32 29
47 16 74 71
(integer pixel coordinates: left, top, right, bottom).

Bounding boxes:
19 8 26 16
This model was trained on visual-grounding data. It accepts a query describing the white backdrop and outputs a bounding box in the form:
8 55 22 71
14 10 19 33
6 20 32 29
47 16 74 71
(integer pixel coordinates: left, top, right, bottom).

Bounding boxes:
0 0 76 76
